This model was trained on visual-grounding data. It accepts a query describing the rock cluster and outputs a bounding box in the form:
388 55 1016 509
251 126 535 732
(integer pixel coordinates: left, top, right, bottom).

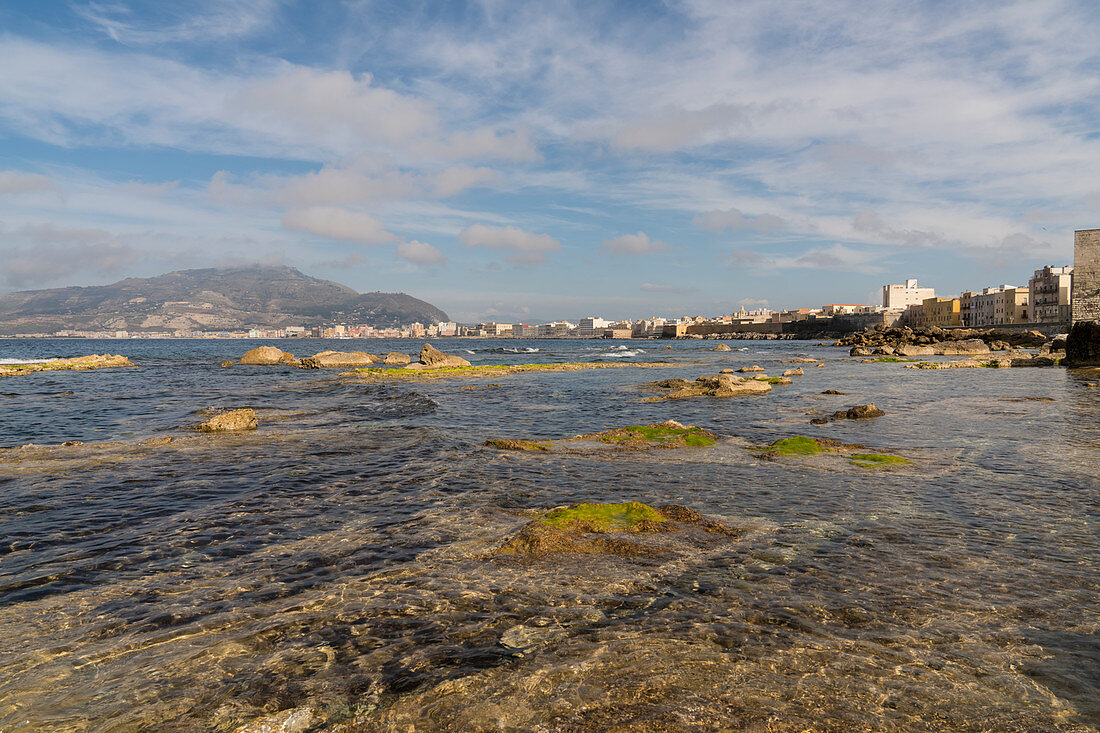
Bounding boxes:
838 326 1048 357
645 374 772 401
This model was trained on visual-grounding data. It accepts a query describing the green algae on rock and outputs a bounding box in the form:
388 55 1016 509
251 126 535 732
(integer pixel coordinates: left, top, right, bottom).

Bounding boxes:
0 354 133 377
540 501 668 532
496 502 739 559
764 435 827 456
597 422 717 448
484 438 550 451
849 453 912 468
343 361 673 380
485 420 721 455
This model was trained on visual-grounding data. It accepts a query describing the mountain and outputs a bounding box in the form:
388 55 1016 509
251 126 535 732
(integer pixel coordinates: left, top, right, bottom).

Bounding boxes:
0 266 450 334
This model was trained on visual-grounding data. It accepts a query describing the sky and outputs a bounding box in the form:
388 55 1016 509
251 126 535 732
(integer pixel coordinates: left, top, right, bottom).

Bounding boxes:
0 0 1097 323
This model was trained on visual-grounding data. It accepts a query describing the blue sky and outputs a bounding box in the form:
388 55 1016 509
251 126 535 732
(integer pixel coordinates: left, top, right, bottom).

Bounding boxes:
0 0 1097 322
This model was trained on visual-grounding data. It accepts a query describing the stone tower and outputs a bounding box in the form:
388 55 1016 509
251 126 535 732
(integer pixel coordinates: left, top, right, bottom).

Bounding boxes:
1071 229 1100 323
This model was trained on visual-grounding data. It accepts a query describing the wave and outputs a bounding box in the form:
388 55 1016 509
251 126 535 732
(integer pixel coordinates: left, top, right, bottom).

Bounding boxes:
595 349 645 358
490 347 540 354
0 358 60 365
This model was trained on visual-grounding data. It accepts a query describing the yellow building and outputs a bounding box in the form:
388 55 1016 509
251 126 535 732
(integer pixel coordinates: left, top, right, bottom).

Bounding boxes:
922 297 961 328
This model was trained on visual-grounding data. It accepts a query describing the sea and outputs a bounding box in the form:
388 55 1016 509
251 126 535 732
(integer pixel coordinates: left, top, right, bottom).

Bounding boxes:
0 338 1097 732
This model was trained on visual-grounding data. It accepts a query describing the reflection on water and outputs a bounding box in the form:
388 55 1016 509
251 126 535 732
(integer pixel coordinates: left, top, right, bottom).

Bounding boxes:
0 338 1097 731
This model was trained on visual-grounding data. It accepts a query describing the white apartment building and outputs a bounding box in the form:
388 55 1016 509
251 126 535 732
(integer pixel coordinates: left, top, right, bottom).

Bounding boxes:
1028 266 1073 324
576 317 610 337
882 279 935 309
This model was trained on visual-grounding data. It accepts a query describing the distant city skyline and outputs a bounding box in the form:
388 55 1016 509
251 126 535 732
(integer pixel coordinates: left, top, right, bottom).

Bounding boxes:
0 1 1097 322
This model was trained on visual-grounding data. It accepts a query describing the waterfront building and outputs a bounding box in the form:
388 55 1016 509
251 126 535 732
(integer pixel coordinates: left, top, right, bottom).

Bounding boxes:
905 303 924 327
1029 266 1073 324
992 287 1028 324
821 304 869 316
577 317 610 337
959 291 975 327
921 297 961 328
882 279 935 309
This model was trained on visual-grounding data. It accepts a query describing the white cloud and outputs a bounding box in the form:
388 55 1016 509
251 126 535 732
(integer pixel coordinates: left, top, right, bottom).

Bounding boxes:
459 224 561 264
693 208 787 233
0 171 56 195
396 239 447 265
281 207 397 244
641 283 696 294
0 223 138 287
610 103 756 153
600 231 669 255
235 68 439 149
432 166 499 197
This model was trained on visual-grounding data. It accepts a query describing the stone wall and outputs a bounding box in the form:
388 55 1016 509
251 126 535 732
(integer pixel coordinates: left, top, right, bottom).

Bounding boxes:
1071 229 1100 322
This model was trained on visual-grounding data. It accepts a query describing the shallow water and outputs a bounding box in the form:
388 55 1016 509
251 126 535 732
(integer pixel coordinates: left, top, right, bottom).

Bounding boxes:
0 338 1097 731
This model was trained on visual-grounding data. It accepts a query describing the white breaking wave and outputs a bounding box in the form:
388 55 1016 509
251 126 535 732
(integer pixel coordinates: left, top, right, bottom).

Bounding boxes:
595 349 644 358
0 358 61 365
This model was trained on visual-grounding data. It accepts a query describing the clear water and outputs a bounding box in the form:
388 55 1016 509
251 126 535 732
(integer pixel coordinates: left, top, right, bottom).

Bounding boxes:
0 338 1097 731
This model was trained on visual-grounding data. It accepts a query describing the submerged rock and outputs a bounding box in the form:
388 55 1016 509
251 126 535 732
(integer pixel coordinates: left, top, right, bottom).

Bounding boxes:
486 420 721 453
237 707 316 733
383 352 411 365
197 408 257 432
239 346 295 365
495 501 738 559
298 350 377 368
418 343 472 368
831 403 885 420
220 361 234 368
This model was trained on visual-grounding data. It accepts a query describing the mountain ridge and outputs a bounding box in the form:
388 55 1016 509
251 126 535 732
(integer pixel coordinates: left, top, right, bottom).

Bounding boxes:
0 266 449 334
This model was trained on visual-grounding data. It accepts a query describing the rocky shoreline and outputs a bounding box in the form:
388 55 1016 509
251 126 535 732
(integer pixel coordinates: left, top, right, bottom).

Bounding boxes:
0 354 133 376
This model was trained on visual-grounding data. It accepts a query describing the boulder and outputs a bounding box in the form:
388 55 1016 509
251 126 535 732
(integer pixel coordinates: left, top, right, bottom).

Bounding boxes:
239 346 294 365
737 365 765 373
872 345 895 356
935 339 990 356
782 367 804 377
298 350 378 368
713 344 731 351
1065 321 1100 367
895 344 936 357
419 343 472 368
220 361 234 368
383 352 411 365
198 408 257 432
831 403 885 421
719 368 735 374
849 346 873 357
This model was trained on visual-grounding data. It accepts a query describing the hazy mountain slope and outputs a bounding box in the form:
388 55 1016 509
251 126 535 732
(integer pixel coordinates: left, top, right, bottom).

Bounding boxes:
0 266 449 334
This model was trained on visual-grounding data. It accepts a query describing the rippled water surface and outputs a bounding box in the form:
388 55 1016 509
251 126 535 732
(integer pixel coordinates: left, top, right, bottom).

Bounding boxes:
1 338 1098 732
